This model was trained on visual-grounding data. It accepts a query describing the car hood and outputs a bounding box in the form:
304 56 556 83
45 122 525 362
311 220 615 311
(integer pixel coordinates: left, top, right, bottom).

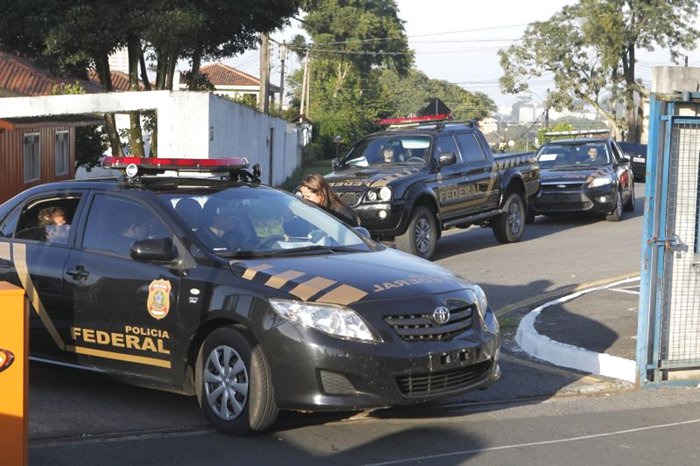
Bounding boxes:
230 247 470 306
325 166 425 189
540 166 614 184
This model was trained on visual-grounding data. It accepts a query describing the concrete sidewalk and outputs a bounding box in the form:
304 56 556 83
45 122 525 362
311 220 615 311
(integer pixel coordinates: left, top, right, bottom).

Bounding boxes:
515 277 640 383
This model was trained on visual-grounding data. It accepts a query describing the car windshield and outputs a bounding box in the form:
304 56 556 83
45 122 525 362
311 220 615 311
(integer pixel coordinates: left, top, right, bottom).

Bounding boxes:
537 143 610 169
159 187 371 257
340 135 431 167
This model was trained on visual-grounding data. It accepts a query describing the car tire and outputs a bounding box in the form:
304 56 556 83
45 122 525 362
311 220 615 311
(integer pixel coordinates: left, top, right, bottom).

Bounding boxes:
493 192 526 243
196 326 277 435
606 188 624 221
623 180 636 212
395 206 437 259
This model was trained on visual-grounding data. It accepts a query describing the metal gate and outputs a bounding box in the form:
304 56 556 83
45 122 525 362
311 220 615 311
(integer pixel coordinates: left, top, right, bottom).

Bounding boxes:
637 92 700 386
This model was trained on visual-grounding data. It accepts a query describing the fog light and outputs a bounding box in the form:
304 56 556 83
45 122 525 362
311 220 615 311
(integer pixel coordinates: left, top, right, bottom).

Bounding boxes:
598 196 608 203
378 210 387 219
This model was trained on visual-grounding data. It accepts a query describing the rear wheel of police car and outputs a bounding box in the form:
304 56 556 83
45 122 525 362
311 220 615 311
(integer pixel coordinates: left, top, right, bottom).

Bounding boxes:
493 192 525 243
396 206 437 259
623 179 636 212
196 326 278 435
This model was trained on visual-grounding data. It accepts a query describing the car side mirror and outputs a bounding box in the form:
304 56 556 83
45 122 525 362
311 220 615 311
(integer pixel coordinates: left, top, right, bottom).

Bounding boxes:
331 158 341 170
619 154 631 165
439 152 457 166
131 237 178 262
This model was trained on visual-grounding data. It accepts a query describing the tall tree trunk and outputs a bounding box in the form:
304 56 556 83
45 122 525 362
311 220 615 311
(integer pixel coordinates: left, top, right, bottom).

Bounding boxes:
127 35 145 157
94 54 122 156
622 43 640 143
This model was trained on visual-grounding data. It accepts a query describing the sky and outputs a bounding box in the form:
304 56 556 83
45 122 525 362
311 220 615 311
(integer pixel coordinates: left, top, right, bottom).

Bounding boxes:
224 0 699 114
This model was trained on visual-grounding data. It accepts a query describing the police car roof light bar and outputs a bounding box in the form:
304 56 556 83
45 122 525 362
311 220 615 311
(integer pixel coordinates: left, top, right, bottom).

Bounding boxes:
102 156 250 172
375 113 453 127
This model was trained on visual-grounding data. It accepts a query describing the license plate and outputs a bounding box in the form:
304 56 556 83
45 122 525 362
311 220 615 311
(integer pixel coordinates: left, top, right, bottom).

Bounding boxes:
429 348 475 371
633 157 645 163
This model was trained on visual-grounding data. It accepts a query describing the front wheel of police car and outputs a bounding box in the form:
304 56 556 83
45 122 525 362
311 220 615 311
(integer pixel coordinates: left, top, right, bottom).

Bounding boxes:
195 327 278 435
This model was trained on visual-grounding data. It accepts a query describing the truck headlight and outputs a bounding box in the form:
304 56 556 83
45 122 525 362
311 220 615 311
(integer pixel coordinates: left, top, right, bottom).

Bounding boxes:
269 299 378 342
588 176 612 187
365 186 392 202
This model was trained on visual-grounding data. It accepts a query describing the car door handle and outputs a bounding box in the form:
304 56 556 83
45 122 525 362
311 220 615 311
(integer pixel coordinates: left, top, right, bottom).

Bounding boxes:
66 266 89 280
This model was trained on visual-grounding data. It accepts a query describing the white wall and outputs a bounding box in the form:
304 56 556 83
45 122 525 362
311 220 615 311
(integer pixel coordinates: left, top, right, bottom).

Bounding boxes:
0 91 301 186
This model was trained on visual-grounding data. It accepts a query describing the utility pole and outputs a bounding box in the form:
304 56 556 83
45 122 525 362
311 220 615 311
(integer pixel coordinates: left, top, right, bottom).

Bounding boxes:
299 49 310 121
278 41 287 112
258 33 270 113
544 88 550 129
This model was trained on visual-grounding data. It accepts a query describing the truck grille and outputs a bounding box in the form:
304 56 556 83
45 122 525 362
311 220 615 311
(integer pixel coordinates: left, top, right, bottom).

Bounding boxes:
336 190 363 207
384 302 474 341
396 360 491 395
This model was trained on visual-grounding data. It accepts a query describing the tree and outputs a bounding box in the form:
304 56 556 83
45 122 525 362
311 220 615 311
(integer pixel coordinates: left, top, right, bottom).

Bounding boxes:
499 0 699 142
377 69 497 121
0 0 302 155
289 0 413 155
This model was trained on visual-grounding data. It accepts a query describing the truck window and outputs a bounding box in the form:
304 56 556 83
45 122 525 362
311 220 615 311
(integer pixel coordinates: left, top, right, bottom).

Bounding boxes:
435 135 461 162
455 132 487 163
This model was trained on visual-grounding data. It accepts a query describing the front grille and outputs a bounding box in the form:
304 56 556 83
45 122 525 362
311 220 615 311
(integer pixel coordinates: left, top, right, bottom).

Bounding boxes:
541 183 583 193
396 360 491 396
384 302 474 341
336 191 363 207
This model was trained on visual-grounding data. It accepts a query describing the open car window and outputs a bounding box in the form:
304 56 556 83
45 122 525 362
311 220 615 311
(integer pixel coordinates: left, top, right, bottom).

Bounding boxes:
13 195 81 245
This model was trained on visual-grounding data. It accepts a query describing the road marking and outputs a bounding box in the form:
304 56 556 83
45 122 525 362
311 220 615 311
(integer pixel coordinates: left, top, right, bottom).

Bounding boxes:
496 272 640 317
361 418 700 466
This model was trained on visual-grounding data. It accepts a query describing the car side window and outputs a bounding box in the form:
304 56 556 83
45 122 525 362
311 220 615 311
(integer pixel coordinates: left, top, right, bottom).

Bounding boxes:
455 132 487 163
83 194 171 258
0 207 21 239
13 196 81 245
435 135 461 163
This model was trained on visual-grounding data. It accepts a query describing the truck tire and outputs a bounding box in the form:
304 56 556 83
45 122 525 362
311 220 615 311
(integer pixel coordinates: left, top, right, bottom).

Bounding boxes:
395 206 437 259
493 192 526 243
196 326 278 435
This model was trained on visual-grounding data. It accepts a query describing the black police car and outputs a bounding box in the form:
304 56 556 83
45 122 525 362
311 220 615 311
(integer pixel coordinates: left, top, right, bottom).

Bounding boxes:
530 138 636 221
0 157 500 435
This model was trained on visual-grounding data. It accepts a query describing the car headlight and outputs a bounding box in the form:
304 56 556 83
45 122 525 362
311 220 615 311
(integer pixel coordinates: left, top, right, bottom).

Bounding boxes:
269 299 378 342
365 186 392 202
588 176 612 187
466 285 488 322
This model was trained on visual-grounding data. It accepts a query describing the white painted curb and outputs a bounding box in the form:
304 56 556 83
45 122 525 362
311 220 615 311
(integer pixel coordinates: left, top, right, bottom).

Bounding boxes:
515 277 639 383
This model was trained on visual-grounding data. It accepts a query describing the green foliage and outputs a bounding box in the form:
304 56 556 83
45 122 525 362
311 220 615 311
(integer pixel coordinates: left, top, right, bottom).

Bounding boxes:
499 0 700 142
75 125 108 169
536 122 576 145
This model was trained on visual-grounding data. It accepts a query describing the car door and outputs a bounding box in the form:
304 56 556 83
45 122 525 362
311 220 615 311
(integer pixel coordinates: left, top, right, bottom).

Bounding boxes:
454 131 500 212
0 193 86 360
64 192 181 379
435 134 476 218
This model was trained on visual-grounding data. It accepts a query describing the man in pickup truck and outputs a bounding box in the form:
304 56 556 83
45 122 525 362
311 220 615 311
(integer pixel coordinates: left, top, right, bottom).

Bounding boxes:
382 145 403 163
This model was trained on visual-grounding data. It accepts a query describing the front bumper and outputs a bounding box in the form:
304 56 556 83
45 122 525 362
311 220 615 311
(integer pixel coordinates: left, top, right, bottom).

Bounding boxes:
531 183 616 214
354 201 410 238
258 301 501 411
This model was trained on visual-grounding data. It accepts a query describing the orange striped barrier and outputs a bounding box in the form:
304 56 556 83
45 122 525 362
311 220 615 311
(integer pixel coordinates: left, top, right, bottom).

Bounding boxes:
0 282 28 466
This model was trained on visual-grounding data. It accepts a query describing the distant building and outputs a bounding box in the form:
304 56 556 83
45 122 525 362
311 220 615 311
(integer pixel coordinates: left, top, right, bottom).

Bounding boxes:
0 51 100 203
179 62 281 109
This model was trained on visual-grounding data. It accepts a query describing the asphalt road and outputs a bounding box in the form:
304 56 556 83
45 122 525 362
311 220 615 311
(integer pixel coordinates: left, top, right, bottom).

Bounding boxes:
31 183 694 466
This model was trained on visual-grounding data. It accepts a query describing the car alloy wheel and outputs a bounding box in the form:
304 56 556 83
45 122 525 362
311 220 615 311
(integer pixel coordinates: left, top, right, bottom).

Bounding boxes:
203 345 249 421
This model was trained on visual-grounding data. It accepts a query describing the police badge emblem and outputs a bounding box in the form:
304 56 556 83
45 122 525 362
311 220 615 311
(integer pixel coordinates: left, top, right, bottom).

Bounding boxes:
147 279 171 320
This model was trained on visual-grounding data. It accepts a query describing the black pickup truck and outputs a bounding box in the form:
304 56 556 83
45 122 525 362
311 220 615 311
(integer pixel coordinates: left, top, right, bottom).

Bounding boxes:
325 120 540 259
